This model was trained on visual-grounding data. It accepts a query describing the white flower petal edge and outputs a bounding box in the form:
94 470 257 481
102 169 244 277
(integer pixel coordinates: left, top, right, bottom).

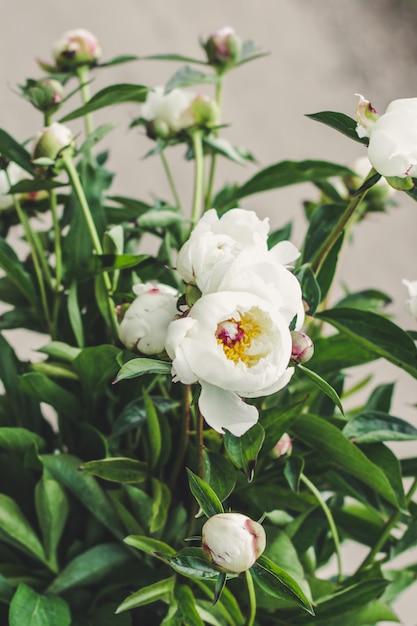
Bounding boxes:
199 382 258 436
403 279 417 319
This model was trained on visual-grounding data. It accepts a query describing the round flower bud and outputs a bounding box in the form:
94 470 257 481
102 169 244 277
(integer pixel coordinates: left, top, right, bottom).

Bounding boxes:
355 93 378 139
271 432 292 459
203 27 242 69
202 513 266 574
290 331 314 365
118 282 179 355
189 94 220 128
52 28 102 71
402 279 417 320
32 122 74 161
25 78 64 114
0 162 26 211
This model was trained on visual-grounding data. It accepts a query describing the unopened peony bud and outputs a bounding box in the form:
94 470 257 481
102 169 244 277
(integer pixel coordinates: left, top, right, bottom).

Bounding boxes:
189 94 219 128
118 282 179 355
202 513 266 574
52 28 102 71
32 123 74 162
0 163 26 211
355 93 378 139
402 279 417 319
290 331 314 365
204 27 242 69
271 432 292 459
24 78 64 114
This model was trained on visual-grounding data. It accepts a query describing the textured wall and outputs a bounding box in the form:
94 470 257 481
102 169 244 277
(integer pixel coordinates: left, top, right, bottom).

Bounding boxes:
1 2 416 622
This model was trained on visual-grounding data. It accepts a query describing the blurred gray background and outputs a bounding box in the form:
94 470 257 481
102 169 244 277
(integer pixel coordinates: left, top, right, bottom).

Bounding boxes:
1 1 416 623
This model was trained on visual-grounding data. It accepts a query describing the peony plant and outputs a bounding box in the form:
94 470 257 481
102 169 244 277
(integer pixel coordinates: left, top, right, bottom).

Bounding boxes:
0 25 416 626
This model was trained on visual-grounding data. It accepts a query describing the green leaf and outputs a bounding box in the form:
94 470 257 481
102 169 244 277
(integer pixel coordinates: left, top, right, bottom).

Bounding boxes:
260 400 306 454
335 288 392 312
9 584 71 626
186 468 223 518
362 443 406 511
165 66 218 93
116 577 175 613
67 281 85 347
73 345 120 410
99 54 139 67
41 454 125 539
0 238 39 310
307 333 376 374
110 396 178 438
143 53 207 65
0 129 35 174
137 209 186 229
0 494 47 565
80 457 147 483
175 584 205 626
202 450 236 502
297 364 345 415
344 410 417 443
19 372 81 420
217 161 354 207
37 341 81 363
87 253 149 274
143 390 161 470
35 478 69 572
0 427 45 455
306 111 368 145
203 136 247 165
316 308 417 379
251 555 314 614
60 84 149 122
315 578 388 617
302 203 344 265
165 548 222 580
223 423 265 481
124 534 176 558
291 414 399 507
150 478 171 533
78 123 115 154
47 543 131 593
284 456 304 493
296 264 321 315
113 358 172 382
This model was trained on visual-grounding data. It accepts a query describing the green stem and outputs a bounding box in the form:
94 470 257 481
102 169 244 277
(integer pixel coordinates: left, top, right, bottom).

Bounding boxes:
300 473 343 582
168 384 191 490
191 130 205 229
204 78 224 213
62 151 118 334
12 194 51 330
310 169 375 274
245 569 257 626
160 150 182 211
76 65 94 138
50 189 62 290
356 477 417 573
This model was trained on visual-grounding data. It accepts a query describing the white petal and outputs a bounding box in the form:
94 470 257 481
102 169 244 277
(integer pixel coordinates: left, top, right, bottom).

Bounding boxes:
199 382 258 436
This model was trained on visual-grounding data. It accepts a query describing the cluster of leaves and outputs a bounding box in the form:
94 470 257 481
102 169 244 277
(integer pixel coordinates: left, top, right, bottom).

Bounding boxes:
0 29 416 626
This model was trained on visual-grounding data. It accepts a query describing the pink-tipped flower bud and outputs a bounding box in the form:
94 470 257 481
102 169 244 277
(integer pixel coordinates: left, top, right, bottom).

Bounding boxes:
402 279 417 320
202 513 266 574
290 331 314 365
271 432 292 459
24 78 64 114
203 27 242 69
52 28 102 71
118 282 179 355
32 122 74 162
355 93 379 139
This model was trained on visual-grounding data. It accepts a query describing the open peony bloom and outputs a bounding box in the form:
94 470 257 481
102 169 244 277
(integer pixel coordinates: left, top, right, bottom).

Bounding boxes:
165 290 294 436
176 208 304 327
360 97 417 178
118 282 179 355
402 279 417 319
202 513 266 573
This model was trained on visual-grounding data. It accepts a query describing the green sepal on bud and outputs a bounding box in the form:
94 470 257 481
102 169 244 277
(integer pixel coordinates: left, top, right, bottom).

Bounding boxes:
385 175 414 191
189 95 220 128
21 78 64 115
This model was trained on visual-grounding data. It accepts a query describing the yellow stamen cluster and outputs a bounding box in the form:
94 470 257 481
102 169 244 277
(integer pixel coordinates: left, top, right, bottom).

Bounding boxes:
217 314 261 366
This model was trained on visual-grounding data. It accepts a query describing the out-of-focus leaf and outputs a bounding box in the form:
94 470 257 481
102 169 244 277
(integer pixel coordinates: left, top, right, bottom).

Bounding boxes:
0 428 45 455
164 66 218 93
317 308 417 379
0 238 39 310
150 478 171 533
35 478 69 572
0 494 47 565
60 84 149 122
0 129 35 174
116 577 175 613
335 289 392 312
344 410 417 443
80 457 147 484
124 535 176 558
19 372 81 419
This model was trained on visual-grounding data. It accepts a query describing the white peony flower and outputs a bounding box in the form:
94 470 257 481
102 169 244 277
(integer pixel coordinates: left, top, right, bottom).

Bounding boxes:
0 162 28 211
118 282 179 355
402 279 417 319
141 87 196 137
364 98 417 178
202 513 266 573
165 290 294 436
176 208 304 327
